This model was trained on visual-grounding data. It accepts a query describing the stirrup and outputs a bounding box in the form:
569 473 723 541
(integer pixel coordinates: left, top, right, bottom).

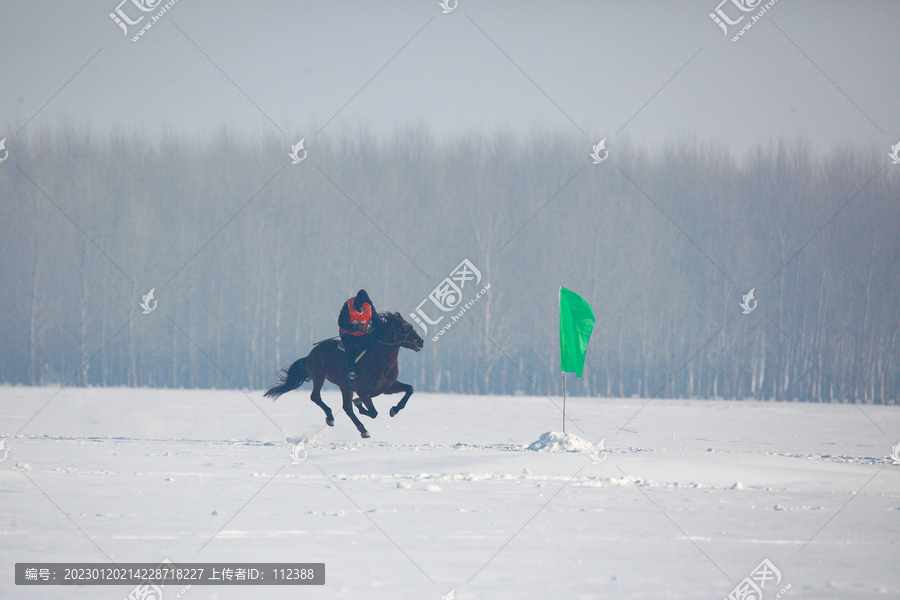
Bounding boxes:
337 341 345 351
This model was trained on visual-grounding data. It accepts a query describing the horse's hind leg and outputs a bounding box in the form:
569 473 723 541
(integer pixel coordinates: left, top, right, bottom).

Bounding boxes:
383 381 414 417
341 387 369 438
353 394 378 419
310 376 334 426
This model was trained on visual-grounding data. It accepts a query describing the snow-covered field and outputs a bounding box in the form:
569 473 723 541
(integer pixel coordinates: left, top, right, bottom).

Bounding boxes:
2 386 898 599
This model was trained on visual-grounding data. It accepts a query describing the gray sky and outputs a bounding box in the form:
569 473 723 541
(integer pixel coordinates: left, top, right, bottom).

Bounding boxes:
1 1 898 155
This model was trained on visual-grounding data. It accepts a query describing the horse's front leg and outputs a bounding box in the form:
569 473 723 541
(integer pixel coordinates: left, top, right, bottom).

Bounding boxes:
352 394 378 419
383 381 414 417
341 387 370 438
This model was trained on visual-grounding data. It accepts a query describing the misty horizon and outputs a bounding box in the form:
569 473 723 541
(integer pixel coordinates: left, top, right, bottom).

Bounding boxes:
2 1 898 156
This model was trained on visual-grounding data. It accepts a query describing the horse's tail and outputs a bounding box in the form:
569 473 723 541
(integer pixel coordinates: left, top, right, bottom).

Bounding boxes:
264 357 311 400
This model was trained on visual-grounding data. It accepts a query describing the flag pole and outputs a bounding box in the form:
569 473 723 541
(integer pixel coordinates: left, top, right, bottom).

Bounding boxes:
562 371 567 434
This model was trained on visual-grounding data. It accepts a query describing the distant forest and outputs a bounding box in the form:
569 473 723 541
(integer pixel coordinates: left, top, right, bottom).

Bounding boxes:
1 127 898 404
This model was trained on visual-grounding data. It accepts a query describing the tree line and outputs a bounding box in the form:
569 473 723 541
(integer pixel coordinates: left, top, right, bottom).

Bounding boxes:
1 126 897 404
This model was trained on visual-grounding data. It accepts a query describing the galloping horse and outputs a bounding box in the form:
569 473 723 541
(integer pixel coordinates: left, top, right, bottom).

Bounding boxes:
264 312 423 438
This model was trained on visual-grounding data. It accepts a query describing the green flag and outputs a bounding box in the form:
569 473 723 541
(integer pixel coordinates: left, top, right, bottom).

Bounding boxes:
559 287 595 377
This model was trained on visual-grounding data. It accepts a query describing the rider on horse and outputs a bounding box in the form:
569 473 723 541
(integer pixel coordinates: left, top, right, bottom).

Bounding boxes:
338 289 377 380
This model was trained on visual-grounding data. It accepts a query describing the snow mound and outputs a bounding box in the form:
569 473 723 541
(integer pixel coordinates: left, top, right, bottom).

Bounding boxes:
528 431 594 453
287 425 324 445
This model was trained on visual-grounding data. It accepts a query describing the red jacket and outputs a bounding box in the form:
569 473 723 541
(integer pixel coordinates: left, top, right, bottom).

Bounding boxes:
339 296 374 336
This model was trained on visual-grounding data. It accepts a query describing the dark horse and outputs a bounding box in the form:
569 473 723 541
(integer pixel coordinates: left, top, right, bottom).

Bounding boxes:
264 312 424 438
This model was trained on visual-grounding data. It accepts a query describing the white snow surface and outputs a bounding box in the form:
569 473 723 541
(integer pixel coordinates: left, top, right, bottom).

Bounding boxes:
1 386 899 599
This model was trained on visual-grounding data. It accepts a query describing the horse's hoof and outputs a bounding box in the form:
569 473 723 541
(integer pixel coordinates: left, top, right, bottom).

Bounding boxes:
389 407 398 417
360 431 370 439
326 418 334 427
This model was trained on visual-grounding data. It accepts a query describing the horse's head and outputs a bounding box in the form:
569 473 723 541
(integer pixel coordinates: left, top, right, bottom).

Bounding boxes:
376 312 424 352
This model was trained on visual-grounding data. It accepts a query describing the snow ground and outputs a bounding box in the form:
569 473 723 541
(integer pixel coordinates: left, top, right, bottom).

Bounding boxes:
1 386 898 600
